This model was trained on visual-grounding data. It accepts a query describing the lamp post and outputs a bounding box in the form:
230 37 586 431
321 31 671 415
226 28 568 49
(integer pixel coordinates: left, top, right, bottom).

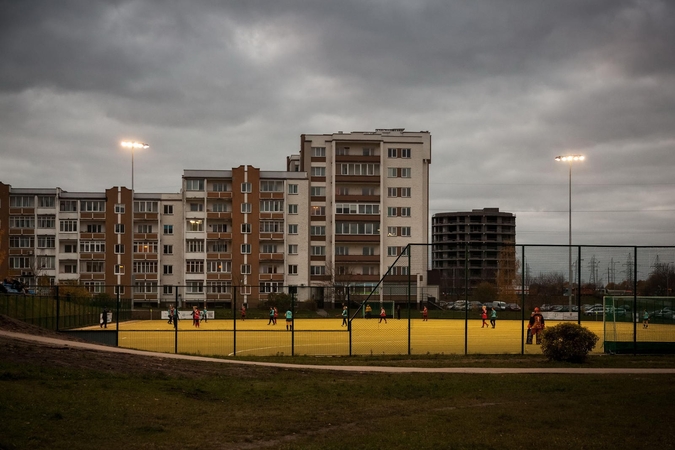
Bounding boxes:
121 141 149 309
555 154 585 314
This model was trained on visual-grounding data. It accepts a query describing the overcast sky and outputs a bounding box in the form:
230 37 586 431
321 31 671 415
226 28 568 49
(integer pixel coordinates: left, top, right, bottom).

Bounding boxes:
1 0 674 254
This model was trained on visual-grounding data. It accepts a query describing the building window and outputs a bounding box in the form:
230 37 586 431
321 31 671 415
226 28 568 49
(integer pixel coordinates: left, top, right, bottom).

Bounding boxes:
288 184 298 194
115 224 125 234
388 246 399 257
401 187 411 197
261 244 278 253
336 246 348 256
311 246 325 256
114 264 125 275
163 244 173 255
38 196 55 208
64 243 77 253
363 246 375 256
311 206 325 216
387 148 397 158
260 180 283 192
189 202 204 212
401 207 411 217
260 200 284 212
387 168 397 177
212 182 227 192
388 188 398 197
241 223 251 233
163 285 173 294
187 281 204 293
260 221 283 233
80 201 105 212
311 167 326 177
114 244 125 254
288 264 298 275
134 242 158 253
37 235 55 248
59 220 77 232
186 179 204 191
311 147 326 157
10 216 34 229
86 224 103 233
212 223 228 232
60 200 77 212
387 227 397 237
337 187 349 196
363 148 375 156
134 201 159 213
310 187 326 197
80 241 106 253
241 244 251 254
288 204 298 214
211 242 227 252
241 264 251 275
115 204 125 214
401 148 411 158
163 224 173 235
187 240 205 253
241 182 252 193
37 215 55 228
163 265 173 275
186 260 204 273
9 196 32 208
163 204 173 214
401 168 411 178
241 203 252 213
9 236 33 248
362 187 375 196
401 227 412 237
387 207 397 217
212 202 227 212
187 220 203 231
310 226 325 236
288 244 298 254
288 224 298 234
82 261 104 273
63 263 77 274
136 224 152 233
310 265 326 275
334 222 379 235
208 261 231 273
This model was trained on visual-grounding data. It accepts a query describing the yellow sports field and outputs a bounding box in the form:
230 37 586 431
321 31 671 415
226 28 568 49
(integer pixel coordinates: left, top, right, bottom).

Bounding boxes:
87 318 674 357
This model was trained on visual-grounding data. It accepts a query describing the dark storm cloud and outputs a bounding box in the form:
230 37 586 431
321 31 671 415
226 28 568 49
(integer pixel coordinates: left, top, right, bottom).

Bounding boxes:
0 0 673 246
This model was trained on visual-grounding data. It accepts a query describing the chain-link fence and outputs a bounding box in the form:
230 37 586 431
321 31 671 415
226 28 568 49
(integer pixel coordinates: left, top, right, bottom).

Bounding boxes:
2 244 674 355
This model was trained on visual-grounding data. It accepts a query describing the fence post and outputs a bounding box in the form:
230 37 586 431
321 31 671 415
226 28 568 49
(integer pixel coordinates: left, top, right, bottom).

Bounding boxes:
174 287 179 354
348 286 352 356
116 289 120 347
464 243 469 355
291 286 295 356
233 285 237 356
633 248 638 354
407 244 412 355
521 245 526 355
55 285 60 332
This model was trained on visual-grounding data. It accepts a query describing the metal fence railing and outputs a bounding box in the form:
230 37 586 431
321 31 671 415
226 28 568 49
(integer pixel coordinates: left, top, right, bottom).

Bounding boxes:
1 245 674 355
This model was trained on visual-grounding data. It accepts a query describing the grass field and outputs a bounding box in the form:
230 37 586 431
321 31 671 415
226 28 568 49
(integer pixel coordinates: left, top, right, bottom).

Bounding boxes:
83 317 674 358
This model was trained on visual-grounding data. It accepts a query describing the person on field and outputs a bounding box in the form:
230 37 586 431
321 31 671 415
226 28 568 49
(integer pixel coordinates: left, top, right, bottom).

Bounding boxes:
481 305 489 328
273 307 278 325
268 306 275 325
202 306 208 323
167 305 174 325
172 307 179 329
643 310 650 328
100 306 109 328
192 307 200 328
285 309 293 331
490 307 497 329
422 306 428 321
379 307 388 324
527 307 545 344
365 304 372 319
341 305 348 327
240 304 246 321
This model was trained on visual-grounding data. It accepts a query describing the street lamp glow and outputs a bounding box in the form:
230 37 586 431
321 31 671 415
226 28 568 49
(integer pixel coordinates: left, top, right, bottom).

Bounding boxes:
555 154 585 317
121 141 149 149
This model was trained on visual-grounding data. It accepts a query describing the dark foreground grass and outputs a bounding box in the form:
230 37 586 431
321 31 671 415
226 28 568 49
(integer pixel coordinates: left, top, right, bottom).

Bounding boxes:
2 354 675 449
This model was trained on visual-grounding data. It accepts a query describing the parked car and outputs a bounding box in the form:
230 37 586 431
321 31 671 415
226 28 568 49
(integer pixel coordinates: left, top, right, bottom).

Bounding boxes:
0 284 20 294
506 303 521 311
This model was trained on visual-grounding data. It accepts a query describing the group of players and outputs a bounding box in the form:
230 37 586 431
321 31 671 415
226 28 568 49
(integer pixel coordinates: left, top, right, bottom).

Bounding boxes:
166 305 209 328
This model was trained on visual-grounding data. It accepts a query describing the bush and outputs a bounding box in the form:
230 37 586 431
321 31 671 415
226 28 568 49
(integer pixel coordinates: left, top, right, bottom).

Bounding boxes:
540 323 599 363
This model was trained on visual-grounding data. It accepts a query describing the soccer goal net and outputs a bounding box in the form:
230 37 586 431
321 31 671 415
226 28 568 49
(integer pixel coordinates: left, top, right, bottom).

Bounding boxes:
604 296 675 352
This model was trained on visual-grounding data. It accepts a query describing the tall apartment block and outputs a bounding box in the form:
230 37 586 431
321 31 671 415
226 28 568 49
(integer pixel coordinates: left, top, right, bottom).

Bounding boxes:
431 208 516 293
0 129 431 308
294 129 431 303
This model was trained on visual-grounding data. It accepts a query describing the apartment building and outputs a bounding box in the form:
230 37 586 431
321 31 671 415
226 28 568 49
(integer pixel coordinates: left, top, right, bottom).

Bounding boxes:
294 129 431 303
431 208 516 293
0 129 431 308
